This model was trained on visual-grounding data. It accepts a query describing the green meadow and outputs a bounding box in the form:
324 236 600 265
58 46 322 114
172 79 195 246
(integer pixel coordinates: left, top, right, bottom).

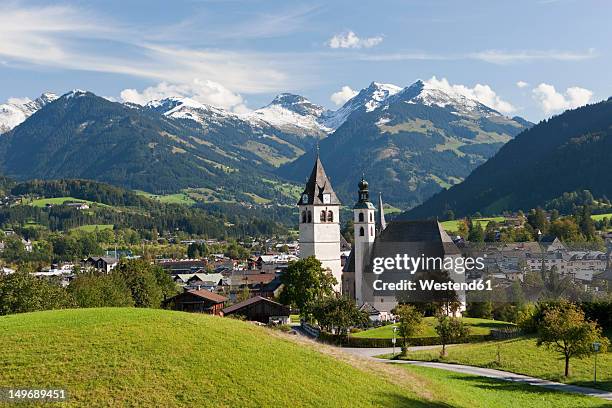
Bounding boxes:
398 336 612 392
0 308 603 407
351 317 514 339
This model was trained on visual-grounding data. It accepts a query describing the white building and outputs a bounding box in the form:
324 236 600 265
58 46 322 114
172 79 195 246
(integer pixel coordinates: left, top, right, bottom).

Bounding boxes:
297 154 343 292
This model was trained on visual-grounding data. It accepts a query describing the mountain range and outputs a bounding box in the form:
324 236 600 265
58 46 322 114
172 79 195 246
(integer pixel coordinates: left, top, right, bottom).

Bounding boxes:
279 80 530 208
0 93 57 133
404 97 612 219
0 80 531 209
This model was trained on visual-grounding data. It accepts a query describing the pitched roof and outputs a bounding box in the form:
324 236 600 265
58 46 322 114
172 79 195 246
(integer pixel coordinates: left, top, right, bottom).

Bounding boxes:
298 155 340 205
186 289 227 303
222 295 289 315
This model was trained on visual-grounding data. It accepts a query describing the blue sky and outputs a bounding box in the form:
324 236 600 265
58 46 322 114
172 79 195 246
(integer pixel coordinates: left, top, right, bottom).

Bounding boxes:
0 0 609 121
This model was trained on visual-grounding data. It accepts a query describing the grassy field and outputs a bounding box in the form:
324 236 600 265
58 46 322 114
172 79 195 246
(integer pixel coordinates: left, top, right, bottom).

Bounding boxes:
71 224 114 232
441 217 506 233
351 317 514 339
592 213 612 221
402 365 604 408
29 197 97 207
398 336 612 392
0 309 602 407
135 191 196 205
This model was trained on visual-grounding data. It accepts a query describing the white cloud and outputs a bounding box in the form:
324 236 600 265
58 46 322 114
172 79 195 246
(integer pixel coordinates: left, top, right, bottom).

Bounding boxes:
424 76 516 114
120 80 248 112
516 81 529 88
532 83 593 114
470 49 597 64
330 86 358 106
327 31 383 49
0 3 294 101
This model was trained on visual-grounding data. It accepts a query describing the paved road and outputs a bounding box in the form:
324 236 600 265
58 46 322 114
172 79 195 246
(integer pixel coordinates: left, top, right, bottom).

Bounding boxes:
342 346 612 401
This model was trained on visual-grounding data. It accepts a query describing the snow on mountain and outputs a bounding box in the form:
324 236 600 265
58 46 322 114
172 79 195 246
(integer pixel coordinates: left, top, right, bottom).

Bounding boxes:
0 92 57 133
145 97 236 127
396 80 501 118
246 93 332 136
326 82 402 129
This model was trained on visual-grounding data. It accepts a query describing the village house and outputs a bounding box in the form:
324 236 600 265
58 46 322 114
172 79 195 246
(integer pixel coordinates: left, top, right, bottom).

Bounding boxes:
65 202 90 210
222 296 290 324
83 256 119 273
163 289 227 315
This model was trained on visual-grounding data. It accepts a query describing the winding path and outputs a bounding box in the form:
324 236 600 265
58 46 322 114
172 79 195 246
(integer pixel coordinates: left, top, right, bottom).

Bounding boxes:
341 346 612 401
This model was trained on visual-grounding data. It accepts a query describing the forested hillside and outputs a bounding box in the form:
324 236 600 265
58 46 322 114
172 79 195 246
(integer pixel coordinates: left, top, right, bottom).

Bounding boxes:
405 98 612 218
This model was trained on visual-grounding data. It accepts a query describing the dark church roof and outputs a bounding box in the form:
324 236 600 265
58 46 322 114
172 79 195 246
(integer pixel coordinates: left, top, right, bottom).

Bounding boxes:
344 220 460 273
376 220 459 248
298 155 340 206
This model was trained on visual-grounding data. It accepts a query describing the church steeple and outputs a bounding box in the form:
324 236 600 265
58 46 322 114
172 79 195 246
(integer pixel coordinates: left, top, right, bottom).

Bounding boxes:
298 153 340 206
377 192 387 232
298 153 342 293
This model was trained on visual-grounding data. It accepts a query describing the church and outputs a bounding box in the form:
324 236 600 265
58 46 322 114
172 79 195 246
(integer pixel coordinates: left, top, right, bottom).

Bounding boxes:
298 154 465 314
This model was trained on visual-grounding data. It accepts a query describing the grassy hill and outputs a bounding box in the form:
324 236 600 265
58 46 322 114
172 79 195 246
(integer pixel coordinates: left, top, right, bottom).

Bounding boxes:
398 336 612 392
1 308 602 407
352 317 513 339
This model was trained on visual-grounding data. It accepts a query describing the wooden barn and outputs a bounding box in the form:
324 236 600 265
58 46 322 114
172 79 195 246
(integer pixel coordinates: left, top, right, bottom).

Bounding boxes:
222 296 290 324
163 289 227 316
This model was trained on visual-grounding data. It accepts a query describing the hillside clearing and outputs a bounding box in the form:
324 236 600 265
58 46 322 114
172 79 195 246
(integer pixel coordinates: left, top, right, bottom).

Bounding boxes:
351 317 514 339
397 336 612 392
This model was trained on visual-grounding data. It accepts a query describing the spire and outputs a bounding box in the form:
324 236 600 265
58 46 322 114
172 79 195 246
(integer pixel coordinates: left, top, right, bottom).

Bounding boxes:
298 154 340 206
377 192 387 232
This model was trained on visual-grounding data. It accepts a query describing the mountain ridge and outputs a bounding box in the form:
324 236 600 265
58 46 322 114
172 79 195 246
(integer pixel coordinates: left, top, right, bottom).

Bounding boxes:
403 98 612 218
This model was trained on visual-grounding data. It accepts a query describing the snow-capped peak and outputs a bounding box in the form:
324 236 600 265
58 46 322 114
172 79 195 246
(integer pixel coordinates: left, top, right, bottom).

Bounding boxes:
323 81 402 129
397 79 500 117
246 94 332 136
0 92 58 134
145 96 235 126
63 89 88 99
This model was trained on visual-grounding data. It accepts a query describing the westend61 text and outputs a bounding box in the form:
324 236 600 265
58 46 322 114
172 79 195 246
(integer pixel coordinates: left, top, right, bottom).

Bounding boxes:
372 279 492 292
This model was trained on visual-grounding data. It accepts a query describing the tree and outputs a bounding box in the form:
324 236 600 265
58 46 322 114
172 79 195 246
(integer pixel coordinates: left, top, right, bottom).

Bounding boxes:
443 209 455 221
537 301 609 377
456 220 468 238
392 304 424 352
311 296 368 339
235 286 251 303
114 259 164 308
527 208 548 234
435 315 470 357
279 256 336 318
68 272 134 308
468 222 484 242
0 271 75 315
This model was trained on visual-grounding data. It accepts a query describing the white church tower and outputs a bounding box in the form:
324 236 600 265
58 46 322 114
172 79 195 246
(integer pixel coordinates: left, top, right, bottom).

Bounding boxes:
353 176 376 304
298 154 342 292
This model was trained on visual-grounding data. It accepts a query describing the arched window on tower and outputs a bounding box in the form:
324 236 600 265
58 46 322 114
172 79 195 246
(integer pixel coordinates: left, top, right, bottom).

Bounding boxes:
327 210 333 222
359 227 365 236
370 226 373 236
370 213 373 222
359 212 364 222
307 211 312 223
320 210 326 222
301 211 306 223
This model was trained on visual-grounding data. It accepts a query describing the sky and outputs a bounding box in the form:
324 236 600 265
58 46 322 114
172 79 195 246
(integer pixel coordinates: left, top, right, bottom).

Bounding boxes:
0 0 610 121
